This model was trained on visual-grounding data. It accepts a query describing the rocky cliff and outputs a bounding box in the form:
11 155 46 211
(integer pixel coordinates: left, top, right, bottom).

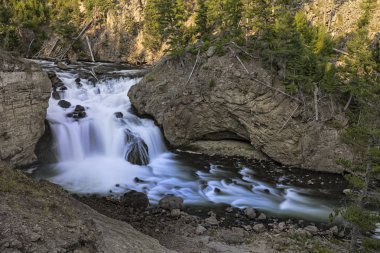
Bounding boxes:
129 50 353 173
0 51 51 167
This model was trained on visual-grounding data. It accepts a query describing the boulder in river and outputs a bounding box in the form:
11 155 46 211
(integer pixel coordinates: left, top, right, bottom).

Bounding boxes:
47 71 64 90
58 100 71 109
115 112 124 118
158 196 183 210
75 105 85 112
52 91 60 100
125 129 149 166
120 190 149 210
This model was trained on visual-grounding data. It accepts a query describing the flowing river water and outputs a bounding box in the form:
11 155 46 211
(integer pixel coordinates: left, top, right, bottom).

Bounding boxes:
33 61 348 222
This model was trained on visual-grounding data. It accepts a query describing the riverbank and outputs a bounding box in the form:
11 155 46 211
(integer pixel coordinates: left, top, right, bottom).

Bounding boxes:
78 193 349 253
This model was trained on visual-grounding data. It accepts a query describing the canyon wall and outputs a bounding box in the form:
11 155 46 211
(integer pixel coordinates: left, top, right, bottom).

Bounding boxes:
0 51 51 167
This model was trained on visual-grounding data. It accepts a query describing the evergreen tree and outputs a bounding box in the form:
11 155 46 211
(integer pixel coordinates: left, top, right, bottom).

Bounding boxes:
144 0 187 55
334 1 380 251
195 0 208 39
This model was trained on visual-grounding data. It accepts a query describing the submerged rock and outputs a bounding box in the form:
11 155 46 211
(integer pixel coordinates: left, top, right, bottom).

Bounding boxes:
52 91 61 100
158 196 183 210
115 112 124 118
125 129 149 166
58 100 71 109
120 190 149 210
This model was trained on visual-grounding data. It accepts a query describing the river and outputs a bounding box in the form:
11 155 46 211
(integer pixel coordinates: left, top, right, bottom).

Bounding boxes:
33 61 347 222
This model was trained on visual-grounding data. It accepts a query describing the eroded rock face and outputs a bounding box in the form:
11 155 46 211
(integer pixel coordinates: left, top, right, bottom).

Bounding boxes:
0 51 51 167
129 52 353 173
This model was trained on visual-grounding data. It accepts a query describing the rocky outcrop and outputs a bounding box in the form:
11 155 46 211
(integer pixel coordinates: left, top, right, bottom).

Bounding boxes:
0 51 51 167
305 0 380 40
37 0 164 64
0 164 173 253
129 51 353 173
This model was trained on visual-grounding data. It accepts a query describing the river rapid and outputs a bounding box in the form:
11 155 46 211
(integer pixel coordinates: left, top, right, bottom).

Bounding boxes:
33 61 347 222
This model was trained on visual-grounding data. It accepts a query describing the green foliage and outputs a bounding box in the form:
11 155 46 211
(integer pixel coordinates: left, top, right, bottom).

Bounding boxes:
144 0 189 55
342 206 378 231
84 0 116 17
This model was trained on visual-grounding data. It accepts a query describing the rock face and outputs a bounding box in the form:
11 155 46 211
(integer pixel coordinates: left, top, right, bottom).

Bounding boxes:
0 51 51 167
0 164 173 253
129 51 353 173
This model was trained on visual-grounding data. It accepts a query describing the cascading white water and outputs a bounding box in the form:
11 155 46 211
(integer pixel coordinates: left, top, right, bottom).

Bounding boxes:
37 62 341 221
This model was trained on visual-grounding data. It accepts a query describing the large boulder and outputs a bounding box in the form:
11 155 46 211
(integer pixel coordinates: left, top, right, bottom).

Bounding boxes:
0 51 51 166
129 51 353 173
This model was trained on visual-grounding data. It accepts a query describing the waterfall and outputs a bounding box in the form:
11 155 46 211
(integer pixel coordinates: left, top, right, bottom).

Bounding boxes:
35 62 343 222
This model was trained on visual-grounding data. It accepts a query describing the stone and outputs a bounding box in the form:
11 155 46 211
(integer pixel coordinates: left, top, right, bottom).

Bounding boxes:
304 225 319 235
205 213 219 225
58 100 71 109
221 227 246 244
52 91 61 100
343 189 352 195
195 225 207 235
57 62 69 70
74 105 85 112
257 213 267 220
158 196 183 210
244 207 256 219
120 190 149 210
124 130 149 166
30 232 41 242
0 50 51 166
59 86 68 91
115 112 124 118
278 222 286 231
75 77 81 84
242 225 252 231
329 226 339 236
252 223 266 233
206 46 216 58
170 209 181 218
225 207 233 213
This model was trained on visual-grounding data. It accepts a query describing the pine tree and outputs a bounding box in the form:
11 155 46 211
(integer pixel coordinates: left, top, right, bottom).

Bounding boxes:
334 1 380 251
195 0 208 39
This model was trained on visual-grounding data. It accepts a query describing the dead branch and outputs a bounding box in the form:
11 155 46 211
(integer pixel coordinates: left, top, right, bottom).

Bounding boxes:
228 46 249 74
278 104 300 133
86 36 95 62
333 48 349 56
314 84 319 121
186 49 200 85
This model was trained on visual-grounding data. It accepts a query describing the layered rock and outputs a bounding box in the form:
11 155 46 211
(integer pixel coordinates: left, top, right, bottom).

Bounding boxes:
129 51 352 173
0 51 51 166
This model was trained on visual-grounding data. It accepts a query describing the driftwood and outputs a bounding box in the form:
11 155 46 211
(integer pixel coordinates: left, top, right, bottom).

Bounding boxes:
86 36 95 62
186 49 200 85
27 39 35 57
58 20 93 60
228 46 249 73
343 91 353 111
229 45 302 104
314 84 319 121
278 104 300 133
333 48 349 56
230 41 259 59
